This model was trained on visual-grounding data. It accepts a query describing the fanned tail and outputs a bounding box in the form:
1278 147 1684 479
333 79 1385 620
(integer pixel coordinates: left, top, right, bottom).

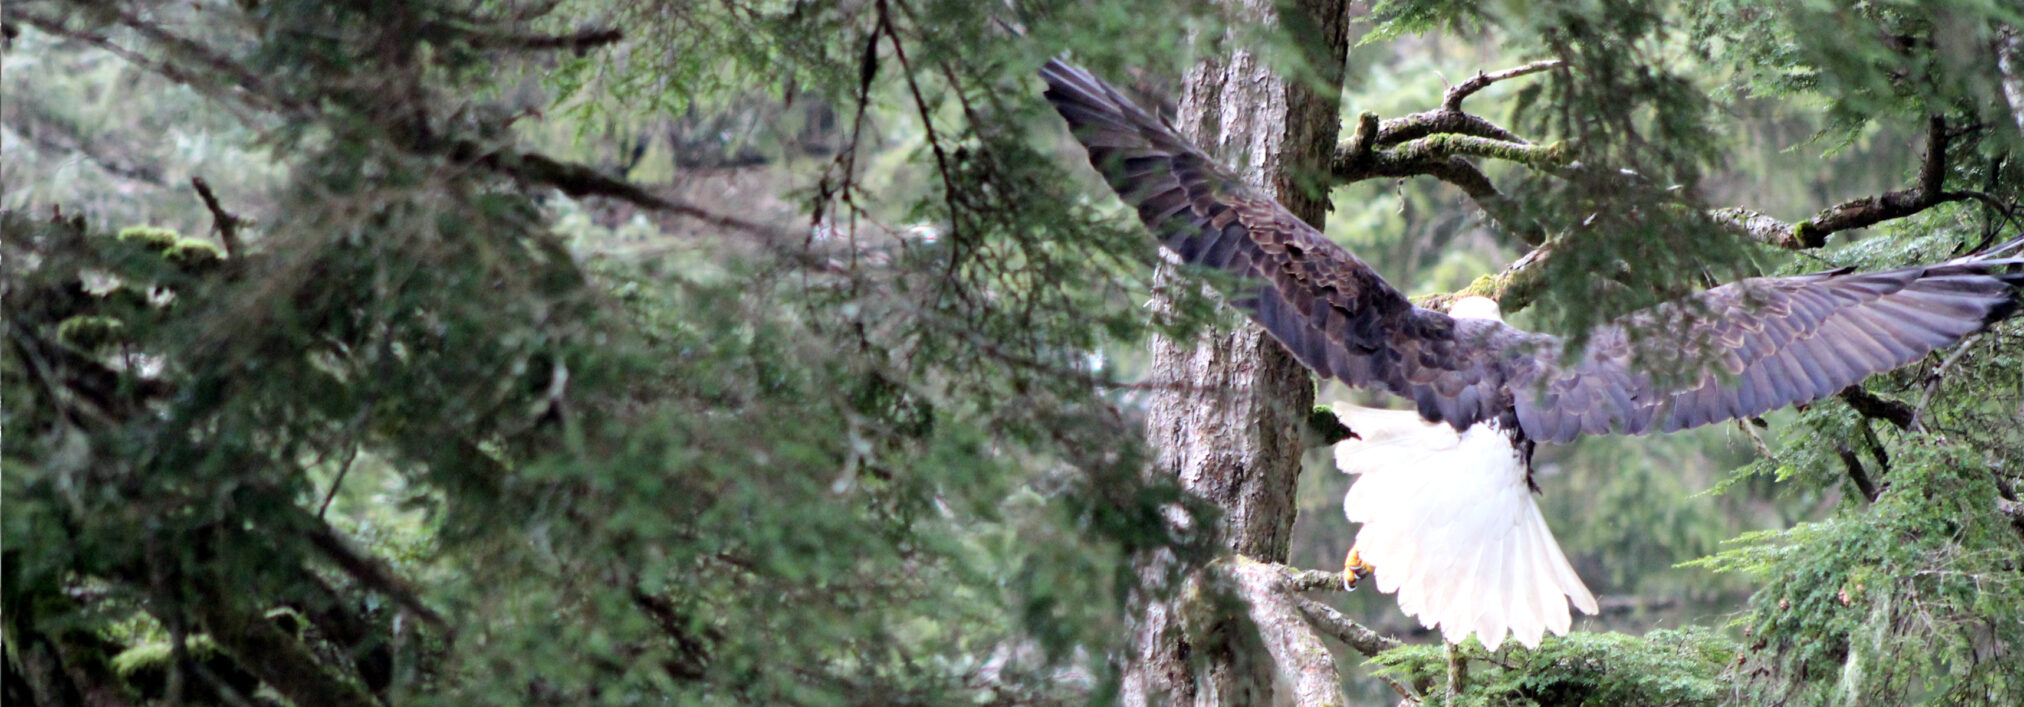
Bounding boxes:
1333 404 1599 649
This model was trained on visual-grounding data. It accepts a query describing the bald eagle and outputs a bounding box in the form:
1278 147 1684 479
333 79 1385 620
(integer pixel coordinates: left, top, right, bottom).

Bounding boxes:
1040 59 2024 649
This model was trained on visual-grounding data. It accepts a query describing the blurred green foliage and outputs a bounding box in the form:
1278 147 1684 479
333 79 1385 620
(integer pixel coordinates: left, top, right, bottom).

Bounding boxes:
4 0 2021 704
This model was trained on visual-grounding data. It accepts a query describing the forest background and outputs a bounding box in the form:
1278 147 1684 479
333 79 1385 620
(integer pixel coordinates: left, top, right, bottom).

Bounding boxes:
5 0 2022 705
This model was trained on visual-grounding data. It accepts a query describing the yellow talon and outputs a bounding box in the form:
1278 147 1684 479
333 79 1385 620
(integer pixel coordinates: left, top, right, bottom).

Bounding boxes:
1344 546 1375 591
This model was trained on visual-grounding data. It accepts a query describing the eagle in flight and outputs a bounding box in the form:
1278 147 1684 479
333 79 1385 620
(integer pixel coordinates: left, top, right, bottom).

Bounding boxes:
1040 59 2024 649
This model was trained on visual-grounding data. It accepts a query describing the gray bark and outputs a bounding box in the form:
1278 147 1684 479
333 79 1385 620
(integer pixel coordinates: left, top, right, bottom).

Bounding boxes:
1121 1 1351 705
2001 27 2024 139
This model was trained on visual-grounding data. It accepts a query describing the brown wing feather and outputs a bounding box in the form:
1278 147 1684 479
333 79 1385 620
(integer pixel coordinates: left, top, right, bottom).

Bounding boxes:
1509 263 2023 443
1042 59 2024 442
1042 59 1511 428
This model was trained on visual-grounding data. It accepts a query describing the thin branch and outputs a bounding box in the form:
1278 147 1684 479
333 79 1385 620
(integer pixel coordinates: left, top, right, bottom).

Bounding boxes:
1291 595 1403 658
879 0 965 251
1912 333 1982 431
1711 116 1999 248
1295 598 1419 704
298 524 450 637
1443 59 1565 112
450 26 622 53
1837 445 1881 503
1838 386 1914 430
453 143 779 236
1223 557 1348 707
316 442 360 520
190 177 244 261
13 11 280 122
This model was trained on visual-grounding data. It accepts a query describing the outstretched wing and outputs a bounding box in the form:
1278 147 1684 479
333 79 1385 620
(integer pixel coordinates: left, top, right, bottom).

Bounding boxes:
1042 59 2024 441
1507 261 2024 443
1041 59 1512 429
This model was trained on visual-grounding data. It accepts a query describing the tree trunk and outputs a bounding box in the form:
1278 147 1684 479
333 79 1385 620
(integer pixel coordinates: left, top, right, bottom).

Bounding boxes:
2001 26 2024 139
1121 2 1351 705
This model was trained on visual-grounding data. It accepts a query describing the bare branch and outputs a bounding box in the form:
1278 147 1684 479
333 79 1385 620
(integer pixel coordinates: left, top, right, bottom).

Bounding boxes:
1223 556 1349 707
298 524 450 637
1710 116 2013 248
452 143 781 236
1838 386 1914 431
1912 333 1983 431
450 26 623 53
191 177 244 261
1837 445 1881 503
1291 595 1404 658
1443 59 1565 112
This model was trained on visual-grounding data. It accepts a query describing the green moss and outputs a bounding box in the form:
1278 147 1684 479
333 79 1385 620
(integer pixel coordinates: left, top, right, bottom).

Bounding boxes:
112 635 221 697
1307 405 1355 446
265 606 307 637
115 226 182 252
57 315 125 349
165 239 224 270
116 225 224 272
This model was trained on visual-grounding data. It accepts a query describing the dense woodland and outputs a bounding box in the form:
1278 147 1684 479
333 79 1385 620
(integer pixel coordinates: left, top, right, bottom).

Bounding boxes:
4 1 2023 705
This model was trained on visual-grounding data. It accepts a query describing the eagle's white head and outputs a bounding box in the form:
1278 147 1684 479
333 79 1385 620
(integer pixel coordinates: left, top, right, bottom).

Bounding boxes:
1449 295 1503 322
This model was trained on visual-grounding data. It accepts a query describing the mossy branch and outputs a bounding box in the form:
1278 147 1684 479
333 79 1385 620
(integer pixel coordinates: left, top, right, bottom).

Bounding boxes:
1415 240 1556 314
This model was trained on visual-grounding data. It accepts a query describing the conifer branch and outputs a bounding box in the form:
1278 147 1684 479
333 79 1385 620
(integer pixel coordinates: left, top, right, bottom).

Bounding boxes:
1708 117 2020 248
1420 111 2020 313
1443 59 1566 111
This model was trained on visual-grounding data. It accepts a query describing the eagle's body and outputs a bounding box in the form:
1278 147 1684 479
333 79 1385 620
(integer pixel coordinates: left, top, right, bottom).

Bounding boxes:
1332 302 1597 648
1039 59 2024 649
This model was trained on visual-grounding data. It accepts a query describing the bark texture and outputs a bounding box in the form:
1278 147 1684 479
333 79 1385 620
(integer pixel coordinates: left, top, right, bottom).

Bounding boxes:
2002 26 2024 139
1121 1 1351 704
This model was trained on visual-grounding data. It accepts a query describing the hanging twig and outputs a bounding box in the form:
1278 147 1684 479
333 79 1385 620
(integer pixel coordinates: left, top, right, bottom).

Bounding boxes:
1912 334 1983 431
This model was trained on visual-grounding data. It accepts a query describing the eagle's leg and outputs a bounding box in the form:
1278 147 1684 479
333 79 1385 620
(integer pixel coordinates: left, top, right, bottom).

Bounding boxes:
1344 545 1375 590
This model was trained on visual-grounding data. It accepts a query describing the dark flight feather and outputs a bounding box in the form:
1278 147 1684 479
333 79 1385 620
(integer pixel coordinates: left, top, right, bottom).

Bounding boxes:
1041 59 2024 444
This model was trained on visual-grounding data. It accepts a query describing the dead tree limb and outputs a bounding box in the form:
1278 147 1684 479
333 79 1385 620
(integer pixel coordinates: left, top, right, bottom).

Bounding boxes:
1224 557 1347 707
191 177 244 261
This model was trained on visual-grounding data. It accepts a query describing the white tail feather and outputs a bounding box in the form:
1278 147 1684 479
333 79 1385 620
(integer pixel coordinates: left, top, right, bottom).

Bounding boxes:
1332 404 1598 649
